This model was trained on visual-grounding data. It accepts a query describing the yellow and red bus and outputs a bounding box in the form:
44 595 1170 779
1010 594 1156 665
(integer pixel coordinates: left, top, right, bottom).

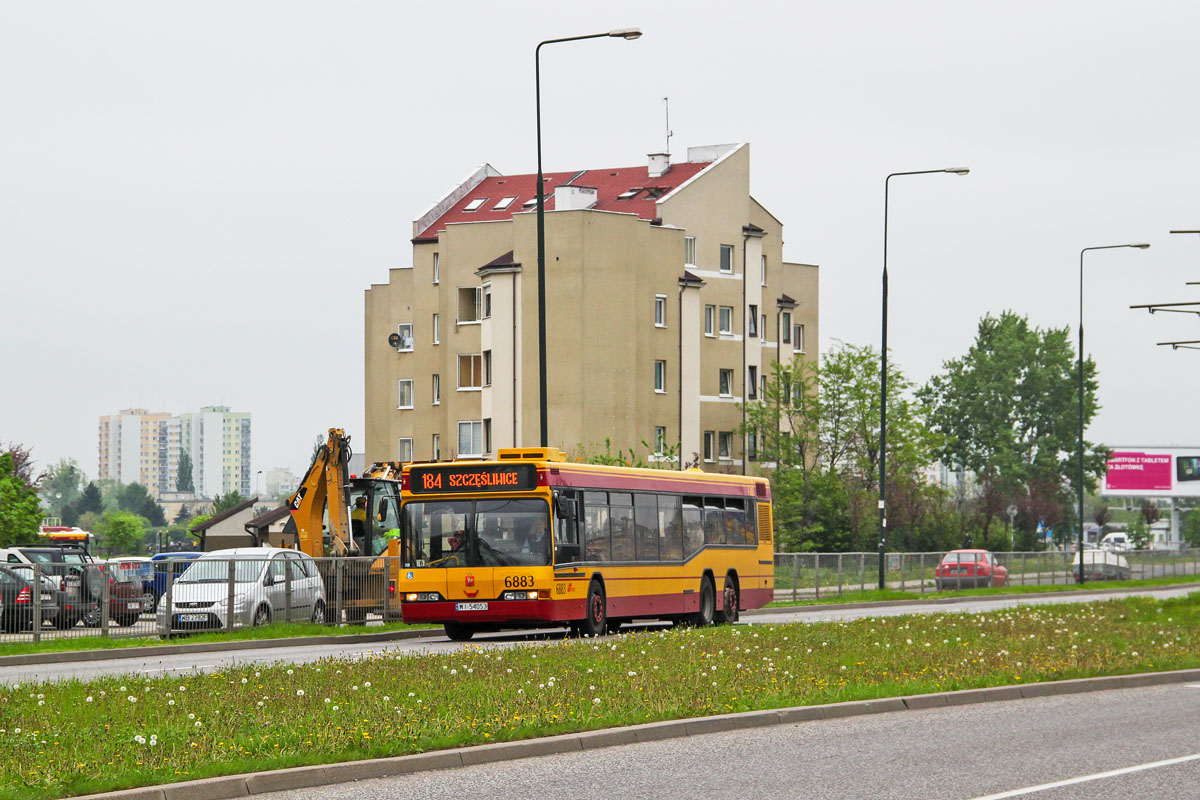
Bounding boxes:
398 447 773 640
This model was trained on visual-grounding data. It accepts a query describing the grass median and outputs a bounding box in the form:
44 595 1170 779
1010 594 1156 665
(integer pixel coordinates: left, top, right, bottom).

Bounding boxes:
4 592 1200 799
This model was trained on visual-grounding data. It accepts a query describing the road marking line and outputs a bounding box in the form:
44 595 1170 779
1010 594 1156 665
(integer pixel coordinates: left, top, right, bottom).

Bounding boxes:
968 752 1200 799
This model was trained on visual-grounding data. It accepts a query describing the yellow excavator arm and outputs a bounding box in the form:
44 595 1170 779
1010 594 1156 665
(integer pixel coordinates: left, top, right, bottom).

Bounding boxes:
287 428 353 558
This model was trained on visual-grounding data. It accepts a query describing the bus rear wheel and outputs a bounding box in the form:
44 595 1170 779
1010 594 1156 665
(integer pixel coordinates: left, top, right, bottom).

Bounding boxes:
693 576 715 627
444 622 476 641
718 574 739 624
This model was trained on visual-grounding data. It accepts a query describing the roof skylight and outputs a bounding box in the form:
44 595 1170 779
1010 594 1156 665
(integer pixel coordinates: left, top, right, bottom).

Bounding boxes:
464 198 487 212
494 196 518 210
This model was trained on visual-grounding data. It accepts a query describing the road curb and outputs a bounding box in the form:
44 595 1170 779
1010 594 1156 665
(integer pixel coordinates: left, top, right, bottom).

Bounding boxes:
72 666 1200 800
744 581 1200 616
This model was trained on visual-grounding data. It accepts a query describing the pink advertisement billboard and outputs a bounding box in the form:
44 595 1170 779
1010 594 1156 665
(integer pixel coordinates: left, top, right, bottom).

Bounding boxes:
1104 451 1173 492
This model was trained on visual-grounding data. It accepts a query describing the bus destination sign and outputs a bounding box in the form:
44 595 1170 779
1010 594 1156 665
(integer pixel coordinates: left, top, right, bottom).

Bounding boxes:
409 464 537 494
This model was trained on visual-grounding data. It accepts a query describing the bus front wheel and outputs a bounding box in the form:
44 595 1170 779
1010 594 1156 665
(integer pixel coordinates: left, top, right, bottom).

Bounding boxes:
693 576 715 627
444 622 476 641
577 580 607 638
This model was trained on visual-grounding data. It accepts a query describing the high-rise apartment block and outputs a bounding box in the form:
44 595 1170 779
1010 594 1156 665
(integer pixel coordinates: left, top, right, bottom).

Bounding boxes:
364 143 818 470
98 405 251 498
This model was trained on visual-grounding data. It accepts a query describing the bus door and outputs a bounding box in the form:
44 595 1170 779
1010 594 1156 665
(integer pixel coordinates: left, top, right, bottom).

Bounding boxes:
402 500 471 602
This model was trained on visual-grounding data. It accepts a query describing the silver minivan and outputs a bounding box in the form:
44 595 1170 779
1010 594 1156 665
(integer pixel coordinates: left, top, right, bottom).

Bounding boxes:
157 547 326 631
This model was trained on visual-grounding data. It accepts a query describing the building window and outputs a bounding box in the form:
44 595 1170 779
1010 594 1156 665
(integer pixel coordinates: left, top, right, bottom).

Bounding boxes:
748 306 758 337
747 430 757 461
718 431 733 460
704 305 715 337
433 313 440 344
483 350 492 387
433 252 439 284
684 236 697 265
395 323 414 352
483 418 492 455
432 433 441 460
654 426 667 454
458 354 483 389
463 198 487 212
397 379 413 409
795 323 806 353
719 368 734 397
761 255 767 286
718 306 733 335
762 372 768 398
397 438 413 462
782 312 792 343
762 314 767 341
748 365 758 399
720 244 734 273
458 421 483 456
458 287 482 323
703 431 715 462
432 374 440 405
654 360 667 393
654 295 666 327
494 196 517 210
483 284 492 319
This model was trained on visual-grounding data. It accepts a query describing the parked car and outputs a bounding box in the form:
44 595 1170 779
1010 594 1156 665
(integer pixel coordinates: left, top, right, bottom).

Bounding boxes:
5 564 75 629
0 545 103 626
97 561 148 626
156 548 326 632
934 549 1008 591
109 556 156 613
1072 550 1131 581
149 552 204 609
0 564 62 633
1100 532 1132 553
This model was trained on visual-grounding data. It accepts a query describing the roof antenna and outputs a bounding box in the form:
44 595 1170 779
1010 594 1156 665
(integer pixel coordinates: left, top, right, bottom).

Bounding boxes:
663 97 673 156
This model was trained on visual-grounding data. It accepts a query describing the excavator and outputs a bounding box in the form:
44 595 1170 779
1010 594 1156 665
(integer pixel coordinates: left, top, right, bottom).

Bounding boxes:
286 428 403 623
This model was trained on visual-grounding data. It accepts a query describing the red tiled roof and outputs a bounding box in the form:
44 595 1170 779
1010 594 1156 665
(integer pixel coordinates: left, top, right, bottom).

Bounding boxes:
416 162 712 240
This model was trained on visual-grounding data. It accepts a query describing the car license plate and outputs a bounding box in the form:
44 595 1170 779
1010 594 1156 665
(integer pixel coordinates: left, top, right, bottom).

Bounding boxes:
128 601 141 611
455 602 488 611
178 613 207 622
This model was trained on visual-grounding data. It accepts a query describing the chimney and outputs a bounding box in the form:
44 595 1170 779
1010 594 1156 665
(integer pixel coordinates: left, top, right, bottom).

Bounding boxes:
553 185 598 211
648 152 670 178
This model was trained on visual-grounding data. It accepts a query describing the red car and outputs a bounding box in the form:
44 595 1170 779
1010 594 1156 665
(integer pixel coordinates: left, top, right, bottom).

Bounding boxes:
934 549 1008 591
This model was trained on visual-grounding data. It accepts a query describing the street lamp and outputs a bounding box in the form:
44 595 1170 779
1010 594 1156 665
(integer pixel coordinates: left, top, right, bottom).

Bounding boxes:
878 167 969 590
1076 243 1150 583
536 28 642 447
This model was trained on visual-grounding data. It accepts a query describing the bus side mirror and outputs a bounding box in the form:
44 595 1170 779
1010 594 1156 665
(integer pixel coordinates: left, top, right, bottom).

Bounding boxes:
555 496 576 520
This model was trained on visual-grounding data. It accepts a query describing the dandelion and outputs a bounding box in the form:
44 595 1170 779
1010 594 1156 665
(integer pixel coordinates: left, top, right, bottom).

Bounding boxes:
296 690 305 697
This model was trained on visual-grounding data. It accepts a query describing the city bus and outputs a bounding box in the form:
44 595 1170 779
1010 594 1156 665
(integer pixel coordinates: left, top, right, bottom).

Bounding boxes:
397 447 773 640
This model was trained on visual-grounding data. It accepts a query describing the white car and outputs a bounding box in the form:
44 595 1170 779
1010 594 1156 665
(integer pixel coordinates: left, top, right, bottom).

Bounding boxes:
156 547 326 632
1100 532 1132 552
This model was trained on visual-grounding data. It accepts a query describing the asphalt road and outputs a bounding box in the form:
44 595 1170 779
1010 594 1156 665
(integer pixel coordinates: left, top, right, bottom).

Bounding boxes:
251 682 1200 800
2 584 1194 686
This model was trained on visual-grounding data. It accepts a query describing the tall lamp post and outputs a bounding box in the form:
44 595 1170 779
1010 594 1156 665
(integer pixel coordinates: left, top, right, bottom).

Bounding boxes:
878 167 968 590
1077 243 1150 582
535 28 642 447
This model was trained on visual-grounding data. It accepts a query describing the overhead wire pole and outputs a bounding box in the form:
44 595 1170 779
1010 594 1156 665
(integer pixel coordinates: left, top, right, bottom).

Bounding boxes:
878 167 968 590
1077 243 1150 583
535 28 642 448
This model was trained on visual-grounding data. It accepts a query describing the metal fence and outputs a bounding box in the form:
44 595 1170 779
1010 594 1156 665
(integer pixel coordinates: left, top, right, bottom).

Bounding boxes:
771 548 1200 601
0 555 398 646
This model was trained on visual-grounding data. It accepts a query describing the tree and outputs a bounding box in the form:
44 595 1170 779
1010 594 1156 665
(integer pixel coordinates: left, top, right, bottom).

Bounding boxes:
40 458 85 521
0 451 43 547
1140 500 1161 544
1128 515 1151 550
920 311 1105 546
211 492 246 515
75 482 105 517
174 504 192 524
1093 505 1112 532
113 482 166 527
97 510 145 556
177 451 194 493
1183 511 1200 549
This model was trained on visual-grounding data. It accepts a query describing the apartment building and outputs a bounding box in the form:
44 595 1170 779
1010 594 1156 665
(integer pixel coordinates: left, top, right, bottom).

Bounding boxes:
98 405 252 497
363 143 818 471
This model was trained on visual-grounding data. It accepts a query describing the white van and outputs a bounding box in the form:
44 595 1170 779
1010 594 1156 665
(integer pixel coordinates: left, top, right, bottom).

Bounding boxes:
1100 532 1131 552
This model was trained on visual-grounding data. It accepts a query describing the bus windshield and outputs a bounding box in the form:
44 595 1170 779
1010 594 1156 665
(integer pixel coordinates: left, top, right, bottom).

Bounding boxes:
403 498 551 568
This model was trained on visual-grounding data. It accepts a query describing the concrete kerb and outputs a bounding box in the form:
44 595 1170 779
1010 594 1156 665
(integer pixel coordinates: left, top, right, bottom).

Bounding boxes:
74 666 1200 800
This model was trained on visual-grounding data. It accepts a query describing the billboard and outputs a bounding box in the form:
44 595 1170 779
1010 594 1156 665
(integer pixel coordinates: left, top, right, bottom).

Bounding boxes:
1102 448 1200 497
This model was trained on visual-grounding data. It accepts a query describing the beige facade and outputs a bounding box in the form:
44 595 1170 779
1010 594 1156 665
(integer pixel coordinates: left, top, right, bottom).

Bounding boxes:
364 143 819 472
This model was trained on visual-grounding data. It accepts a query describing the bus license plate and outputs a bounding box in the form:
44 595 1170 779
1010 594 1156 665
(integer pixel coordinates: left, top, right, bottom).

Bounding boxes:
455 602 488 611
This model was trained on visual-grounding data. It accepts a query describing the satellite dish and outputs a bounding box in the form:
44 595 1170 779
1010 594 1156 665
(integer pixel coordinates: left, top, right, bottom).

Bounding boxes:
387 333 401 349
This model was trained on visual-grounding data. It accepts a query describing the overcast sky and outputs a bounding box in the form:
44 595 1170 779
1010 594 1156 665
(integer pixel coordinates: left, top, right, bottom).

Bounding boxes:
3 0 1198 483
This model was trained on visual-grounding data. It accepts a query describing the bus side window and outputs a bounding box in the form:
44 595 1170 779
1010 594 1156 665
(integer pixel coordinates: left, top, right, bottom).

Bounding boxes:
682 496 704 557
658 495 683 561
725 499 748 546
633 494 659 562
609 493 634 562
744 502 759 545
704 498 726 545
584 491 610 562
553 491 581 564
